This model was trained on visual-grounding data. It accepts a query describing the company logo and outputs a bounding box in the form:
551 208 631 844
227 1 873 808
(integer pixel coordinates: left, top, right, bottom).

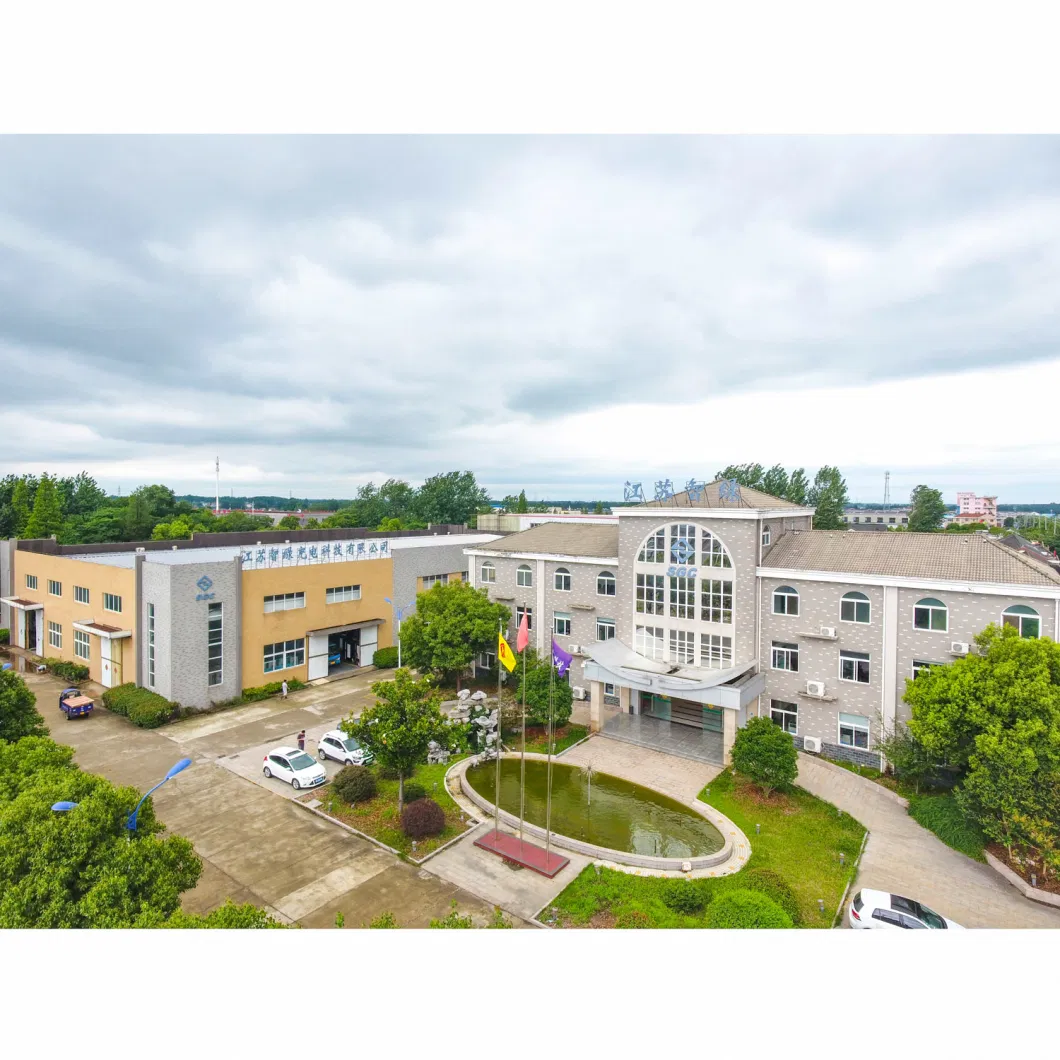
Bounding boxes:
196 574 215 602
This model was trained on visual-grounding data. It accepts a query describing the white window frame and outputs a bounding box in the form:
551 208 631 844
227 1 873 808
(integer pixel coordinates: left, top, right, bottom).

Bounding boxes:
103 592 122 614
772 585 799 616
596 570 616 596
770 699 798 735
669 628 695 665
1002 605 1041 639
669 523 697 564
48 579 62 597
701 530 733 569
554 567 572 592
148 602 156 687
25 573 38 590
634 625 664 660
669 575 696 619
517 564 533 588
637 526 666 563
326 585 361 604
264 592 306 613
840 591 870 624
421 573 449 590
74 585 90 605
554 612 572 637
636 573 665 615
480 560 496 584
700 578 733 624
771 640 799 672
596 617 616 641
517 604 533 631
700 633 733 669
911 659 938 680
762 526 771 547
839 712 871 749
839 650 871 684
74 628 90 661
604 682 616 696
47 621 62 650
913 598 948 632
479 651 496 669
263 638 305 673
208 602 223 687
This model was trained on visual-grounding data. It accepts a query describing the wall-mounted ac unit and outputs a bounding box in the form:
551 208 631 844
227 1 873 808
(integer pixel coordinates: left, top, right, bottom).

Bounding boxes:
568 644 581 655
803 736 822 753
950 642 970 655
806 680 825 697
571 685 588 701
820 626 836 638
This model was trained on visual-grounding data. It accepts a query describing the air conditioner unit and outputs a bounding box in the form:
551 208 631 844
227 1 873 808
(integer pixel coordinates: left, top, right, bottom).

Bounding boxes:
568 644 581 655
820 626 836 638
803 736 822 753
950 641 970 655
806 680 825 697
571 685 588 701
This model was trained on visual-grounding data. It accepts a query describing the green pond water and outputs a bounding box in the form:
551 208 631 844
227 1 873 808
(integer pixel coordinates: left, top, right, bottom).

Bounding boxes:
465 758 724 858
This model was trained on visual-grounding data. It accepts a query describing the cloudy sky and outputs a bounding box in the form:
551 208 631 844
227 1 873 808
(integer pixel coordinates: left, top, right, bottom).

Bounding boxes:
1 136 1059 504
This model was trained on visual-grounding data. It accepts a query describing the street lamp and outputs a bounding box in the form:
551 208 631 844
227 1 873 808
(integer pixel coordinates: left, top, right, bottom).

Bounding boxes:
383 597 414 668
51 801 78 812
126 758 193 835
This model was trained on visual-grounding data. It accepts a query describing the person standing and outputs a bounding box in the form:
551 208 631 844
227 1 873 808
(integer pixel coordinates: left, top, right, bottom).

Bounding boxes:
281 679 288 699
297 729 306 751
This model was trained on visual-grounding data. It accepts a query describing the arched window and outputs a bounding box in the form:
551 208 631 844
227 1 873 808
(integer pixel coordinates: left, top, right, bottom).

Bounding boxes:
516 564 533 587
701 528 733 568
597 570 616 596
762 525 772 548
638 526 667 563
773 585 799 616
669 524 697 564
841 591 870 624
1003 604 1040 639
554 567 571 592
480 560 496 584
913 598 947 632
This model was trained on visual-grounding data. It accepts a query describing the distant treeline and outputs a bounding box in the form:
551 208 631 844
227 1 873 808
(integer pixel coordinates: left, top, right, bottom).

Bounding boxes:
176 495 347 511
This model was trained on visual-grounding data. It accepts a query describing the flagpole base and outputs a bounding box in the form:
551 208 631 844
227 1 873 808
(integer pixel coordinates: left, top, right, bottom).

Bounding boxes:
474 831 570 878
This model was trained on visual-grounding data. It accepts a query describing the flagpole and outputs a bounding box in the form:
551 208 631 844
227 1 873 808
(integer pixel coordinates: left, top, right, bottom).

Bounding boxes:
494 618 502 840
545 613 555 866
519 631 527 847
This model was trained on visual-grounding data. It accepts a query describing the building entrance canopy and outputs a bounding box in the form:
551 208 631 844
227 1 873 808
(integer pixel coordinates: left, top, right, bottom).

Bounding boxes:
0 597 43 611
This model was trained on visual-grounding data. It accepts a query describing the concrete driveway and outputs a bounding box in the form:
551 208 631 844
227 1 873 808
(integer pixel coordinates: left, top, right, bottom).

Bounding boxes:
21 670 506 928
796 754 1060 929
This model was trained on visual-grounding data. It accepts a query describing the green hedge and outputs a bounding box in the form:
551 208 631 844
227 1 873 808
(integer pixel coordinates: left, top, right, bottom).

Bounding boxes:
240 679 307 702
704 889 794 929
42 658 90 683
0 628 9 645
102 683 179 728
373 646 399 669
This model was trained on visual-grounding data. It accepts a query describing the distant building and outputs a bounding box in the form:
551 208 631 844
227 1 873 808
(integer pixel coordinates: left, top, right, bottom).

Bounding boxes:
841 508 911 530
476 512 618 533
954 493 998 527
997 532 1060 574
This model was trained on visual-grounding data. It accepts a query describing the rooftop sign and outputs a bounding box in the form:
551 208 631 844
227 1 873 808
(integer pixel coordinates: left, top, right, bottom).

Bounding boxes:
239 538 391 570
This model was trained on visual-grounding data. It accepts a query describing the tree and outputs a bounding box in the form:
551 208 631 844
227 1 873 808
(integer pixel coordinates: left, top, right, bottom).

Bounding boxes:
123 489 156 540
1003 517 1015 529
74 505 127 543
398 580 510 688
509 647 574 728
414 471 490 526
873 718 937 794
785 468 809 506
60 472 107 517
0 671 47 743
714 463 765 490
808 466 848 529
10 478 33 536
277 515 301 530
158 900 285 928
730 716 798 795
908 485 947 532
342 669 449 811
761 464 789 500
377 517 403 532
22 473 64 539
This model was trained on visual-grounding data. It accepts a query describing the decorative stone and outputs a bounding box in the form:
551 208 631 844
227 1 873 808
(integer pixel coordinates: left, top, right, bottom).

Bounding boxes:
682 860 692 873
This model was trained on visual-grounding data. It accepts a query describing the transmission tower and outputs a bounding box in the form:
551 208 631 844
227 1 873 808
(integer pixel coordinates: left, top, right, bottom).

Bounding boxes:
883 471 891 505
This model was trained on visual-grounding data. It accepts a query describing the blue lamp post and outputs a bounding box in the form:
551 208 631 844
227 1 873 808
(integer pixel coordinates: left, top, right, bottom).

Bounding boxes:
383 598 414 668
51 801 78 812
126 757 193 835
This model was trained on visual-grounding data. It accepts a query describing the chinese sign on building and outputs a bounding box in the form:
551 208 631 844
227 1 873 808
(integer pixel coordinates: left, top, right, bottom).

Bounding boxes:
239 539 392 571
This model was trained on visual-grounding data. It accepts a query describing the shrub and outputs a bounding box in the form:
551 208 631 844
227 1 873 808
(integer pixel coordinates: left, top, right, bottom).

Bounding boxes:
741 868 801 925
373 646 399 669
331 765 376 805
401 781 427 804
368 911 398 928
101 683 178 728
240 679 306 702
42 658 90 683
0 628 9 645
615 908 652 929
704 889 793 929
730 716 799 795
401 796 446 838
429 900 473 928
660 879 706 915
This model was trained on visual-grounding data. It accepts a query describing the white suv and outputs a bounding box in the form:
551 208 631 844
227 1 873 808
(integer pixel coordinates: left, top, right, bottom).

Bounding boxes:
317 729 374 766
849 888 962 929
263 747 328 790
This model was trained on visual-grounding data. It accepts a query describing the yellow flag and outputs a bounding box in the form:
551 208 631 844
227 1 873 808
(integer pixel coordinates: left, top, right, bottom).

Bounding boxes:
497 633 516 672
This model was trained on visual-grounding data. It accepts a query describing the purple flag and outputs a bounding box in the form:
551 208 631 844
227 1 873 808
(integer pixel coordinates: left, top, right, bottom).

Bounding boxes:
551 638 573 676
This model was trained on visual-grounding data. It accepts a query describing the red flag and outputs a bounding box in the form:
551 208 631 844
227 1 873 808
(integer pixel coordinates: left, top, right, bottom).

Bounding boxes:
516 610 530 652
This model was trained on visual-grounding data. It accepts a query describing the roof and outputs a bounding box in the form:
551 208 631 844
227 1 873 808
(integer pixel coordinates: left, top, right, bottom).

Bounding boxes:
633 479 805 510
470 522 619 559
761 530 1060 587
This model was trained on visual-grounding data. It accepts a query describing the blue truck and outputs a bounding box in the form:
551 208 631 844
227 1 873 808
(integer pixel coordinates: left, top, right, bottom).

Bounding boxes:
59 687 94 720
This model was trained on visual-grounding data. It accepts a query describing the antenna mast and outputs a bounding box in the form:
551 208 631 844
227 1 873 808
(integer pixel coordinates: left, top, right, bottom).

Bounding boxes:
215 456 220 514
883 470 891 506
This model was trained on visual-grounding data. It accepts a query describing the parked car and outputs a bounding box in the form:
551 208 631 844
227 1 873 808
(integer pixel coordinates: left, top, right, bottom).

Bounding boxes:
317 729 374 766
848 888 963 929
263 746 327 790
58 687 94 721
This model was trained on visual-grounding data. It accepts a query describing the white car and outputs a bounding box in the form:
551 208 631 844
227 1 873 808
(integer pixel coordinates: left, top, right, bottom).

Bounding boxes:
263 746 328 790
848 888 963 930
317 729 374 766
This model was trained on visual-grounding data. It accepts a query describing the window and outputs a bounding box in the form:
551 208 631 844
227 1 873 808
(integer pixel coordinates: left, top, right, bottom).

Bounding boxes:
554 613 571 637
103 592 122 614
638 526 666 563
421 573 449 590
461 571 469 581
772 585 799 616
208 602 223 686
913 597 947 632
839 712 870 749
480 561 496 584
770 699 798 734
670 523 696 564
517 564 533 587
840 591 870 624
634 625 664 660
263 638 305 673
74 628 90 660
876 517 883 523
839 650 870 684
48 579 62 597
604 682 616 696
554 567 571 592
889 517 896 524
771 641 799 672
701 530 733 568
148 603 156 687
911 660 938 680
517 605 533 631
701 633 733 669
48 621 62 649
264 592 305 613
74 585 89 605
853 516 860 523
669 575 696 619
762 526 771 548
326 585 361 604
25 573 38 590
901 517 908 524
596 617 616 641
478 651 496 669
596 570 616 596
700 579 733 624
1002 604 1040 639
636 573 665 615
669 628 695 665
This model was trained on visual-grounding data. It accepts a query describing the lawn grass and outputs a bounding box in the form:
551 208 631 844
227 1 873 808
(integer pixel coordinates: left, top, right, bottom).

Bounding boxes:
502 724 588 756
549 769 866 929
309 757 472 860
907 791 986 861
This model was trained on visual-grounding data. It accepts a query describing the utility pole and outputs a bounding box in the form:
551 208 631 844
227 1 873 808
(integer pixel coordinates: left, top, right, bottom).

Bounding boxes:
883 470 890 506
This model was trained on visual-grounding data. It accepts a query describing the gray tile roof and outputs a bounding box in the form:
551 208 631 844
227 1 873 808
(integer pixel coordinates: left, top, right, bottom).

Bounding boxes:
474 522 619 559
633 479 806 510
762 530 1060 586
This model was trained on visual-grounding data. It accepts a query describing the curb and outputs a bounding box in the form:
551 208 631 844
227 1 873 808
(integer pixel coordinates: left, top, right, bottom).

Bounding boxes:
800 752 909 808
984 850 1060 909
832 829 870 928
